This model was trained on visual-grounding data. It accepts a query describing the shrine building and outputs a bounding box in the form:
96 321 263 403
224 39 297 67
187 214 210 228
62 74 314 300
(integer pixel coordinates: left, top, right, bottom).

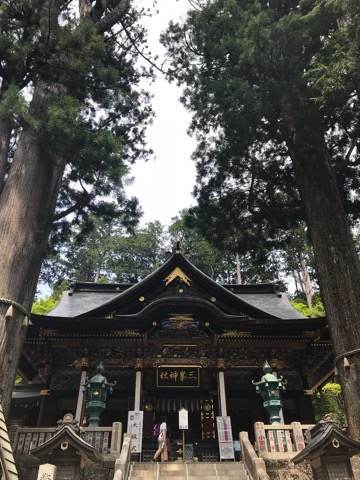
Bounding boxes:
10 250 333 462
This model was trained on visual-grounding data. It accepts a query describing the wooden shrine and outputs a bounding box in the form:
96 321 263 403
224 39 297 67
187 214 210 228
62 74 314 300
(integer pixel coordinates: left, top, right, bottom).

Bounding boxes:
9 251 333 465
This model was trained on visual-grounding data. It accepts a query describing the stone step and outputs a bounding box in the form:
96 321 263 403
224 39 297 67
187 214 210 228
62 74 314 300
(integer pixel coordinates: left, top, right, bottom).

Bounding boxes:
130 476 244 480
129 462 246 480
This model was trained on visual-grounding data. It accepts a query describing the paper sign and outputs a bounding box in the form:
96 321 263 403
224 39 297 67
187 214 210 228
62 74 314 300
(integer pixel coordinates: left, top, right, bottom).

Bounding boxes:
216 416 235 460
127 410 143 453
179 408 189 430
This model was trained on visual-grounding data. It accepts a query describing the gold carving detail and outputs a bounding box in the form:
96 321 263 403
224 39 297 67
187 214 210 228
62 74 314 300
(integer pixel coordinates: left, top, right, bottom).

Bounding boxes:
164 267 191 286
40 328 58 337
221 330 251 337
111 329 141 337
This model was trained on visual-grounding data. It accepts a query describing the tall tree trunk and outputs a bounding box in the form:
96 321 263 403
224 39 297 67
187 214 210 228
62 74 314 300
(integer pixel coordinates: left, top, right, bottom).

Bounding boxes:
0 118 11 192
288 128 360 440
235 253 242 284
296 268 305 294
292 270 300 295
299 257 314 308
0 85 66 415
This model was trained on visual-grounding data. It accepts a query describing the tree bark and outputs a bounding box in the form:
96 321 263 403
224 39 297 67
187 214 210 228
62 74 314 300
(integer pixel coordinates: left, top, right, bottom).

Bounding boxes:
287 128 360 440
0 118 11 193
299 257 314 308
235 253 242 284
0 85 66 415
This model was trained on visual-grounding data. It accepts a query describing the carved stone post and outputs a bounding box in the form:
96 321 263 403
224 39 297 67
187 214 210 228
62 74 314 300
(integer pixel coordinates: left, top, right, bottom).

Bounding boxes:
110 422 123 456
37 463 57 480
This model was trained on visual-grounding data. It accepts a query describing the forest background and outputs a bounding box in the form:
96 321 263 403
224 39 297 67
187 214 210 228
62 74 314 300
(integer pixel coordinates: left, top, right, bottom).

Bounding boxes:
0 0 359 435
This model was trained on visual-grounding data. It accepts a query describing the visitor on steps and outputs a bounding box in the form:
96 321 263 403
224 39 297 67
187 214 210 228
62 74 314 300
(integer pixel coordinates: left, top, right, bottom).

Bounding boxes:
153 417 168 462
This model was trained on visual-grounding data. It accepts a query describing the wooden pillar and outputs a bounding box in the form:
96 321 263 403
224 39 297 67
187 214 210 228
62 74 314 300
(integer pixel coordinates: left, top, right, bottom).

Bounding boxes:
217 359 227 417
134 359 144 411
75 357 88 424
36 389 50 427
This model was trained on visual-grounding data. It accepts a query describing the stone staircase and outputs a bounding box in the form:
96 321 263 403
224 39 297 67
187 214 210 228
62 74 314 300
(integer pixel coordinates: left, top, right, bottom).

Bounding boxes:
128 462 247 480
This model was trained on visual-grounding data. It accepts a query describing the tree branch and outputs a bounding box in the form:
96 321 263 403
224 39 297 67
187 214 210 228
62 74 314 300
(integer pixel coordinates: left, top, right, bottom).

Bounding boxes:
96 0 131 34
119 19 166 74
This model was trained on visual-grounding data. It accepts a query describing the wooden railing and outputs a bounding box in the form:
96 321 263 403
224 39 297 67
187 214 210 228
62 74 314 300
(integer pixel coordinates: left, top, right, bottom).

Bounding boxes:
10 422 122 457
113 433 132 480
254 422 314 460
240 432 269 480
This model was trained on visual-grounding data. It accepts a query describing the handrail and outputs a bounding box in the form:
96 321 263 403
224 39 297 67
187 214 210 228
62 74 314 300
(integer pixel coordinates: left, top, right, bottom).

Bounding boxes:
240 432 269 480
113 433 132 480
254 422 315 460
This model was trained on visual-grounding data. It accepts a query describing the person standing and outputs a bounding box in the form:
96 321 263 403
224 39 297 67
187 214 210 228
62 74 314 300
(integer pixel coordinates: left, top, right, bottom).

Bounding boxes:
153 417 168 462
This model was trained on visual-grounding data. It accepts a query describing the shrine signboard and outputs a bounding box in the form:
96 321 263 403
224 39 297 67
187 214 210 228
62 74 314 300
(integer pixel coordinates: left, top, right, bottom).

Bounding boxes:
179 408 189 430
127 411 143 453
157 366 200 388
216 416 235 460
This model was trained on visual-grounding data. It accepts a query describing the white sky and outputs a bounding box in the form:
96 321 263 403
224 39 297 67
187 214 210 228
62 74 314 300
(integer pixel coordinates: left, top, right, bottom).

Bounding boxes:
126 0 197 225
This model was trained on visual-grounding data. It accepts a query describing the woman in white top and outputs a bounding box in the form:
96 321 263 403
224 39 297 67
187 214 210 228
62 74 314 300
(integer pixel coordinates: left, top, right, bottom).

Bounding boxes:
153 417 168 461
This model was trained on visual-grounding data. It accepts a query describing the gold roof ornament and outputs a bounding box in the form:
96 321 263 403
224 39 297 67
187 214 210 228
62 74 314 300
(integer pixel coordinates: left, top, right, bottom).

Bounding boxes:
164 267 191 287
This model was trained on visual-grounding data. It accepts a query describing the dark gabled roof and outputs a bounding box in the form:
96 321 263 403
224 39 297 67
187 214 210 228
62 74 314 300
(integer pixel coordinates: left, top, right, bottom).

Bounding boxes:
30 425 100 463
293 422 360 463
39 252 305 323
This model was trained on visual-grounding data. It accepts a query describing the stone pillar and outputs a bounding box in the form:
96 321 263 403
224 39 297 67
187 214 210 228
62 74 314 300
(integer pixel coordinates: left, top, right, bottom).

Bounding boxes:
110 422 123 456
37 463 57 480
75 357 88 424
217 359 227 417
254 421 268 455
134 359 143 411
292 421 306 451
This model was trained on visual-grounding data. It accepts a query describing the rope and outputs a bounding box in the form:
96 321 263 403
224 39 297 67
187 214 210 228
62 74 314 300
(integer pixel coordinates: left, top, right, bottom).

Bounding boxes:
334 347 360 365
0 298 30 317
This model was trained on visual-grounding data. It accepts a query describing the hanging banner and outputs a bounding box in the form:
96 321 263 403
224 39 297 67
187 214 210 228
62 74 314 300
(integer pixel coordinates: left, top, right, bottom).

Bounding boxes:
157 366 200 388
216 416 235 460
127 410 144 453
179 408 189 430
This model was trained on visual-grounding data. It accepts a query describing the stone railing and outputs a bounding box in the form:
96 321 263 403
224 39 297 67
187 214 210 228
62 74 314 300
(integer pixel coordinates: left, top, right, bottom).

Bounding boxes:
254 422 315 460
113 433 132 480
10 422 122 457
240 432 269 480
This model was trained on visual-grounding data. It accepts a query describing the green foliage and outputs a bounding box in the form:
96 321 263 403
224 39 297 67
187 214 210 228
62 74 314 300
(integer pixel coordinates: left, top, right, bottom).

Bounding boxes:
40 218 167 284
169 210 237 281
314 382 346 425
0 1 155 244
162 0 360 260
40 213 247 285
291 299 325 318
32 280 68 315
31 296 59 315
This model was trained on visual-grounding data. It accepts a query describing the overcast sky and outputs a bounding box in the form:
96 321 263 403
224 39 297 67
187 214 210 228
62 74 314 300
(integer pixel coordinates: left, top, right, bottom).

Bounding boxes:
126 0 197 226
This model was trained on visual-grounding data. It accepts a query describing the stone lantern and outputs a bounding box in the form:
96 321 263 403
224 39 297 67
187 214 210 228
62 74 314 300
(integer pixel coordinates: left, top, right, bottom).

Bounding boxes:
252 360 286 424
84 362 115 427
293 421 360 480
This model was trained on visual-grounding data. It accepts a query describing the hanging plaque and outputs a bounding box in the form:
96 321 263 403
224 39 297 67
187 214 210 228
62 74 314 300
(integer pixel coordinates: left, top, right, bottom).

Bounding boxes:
216 416 235 460
127 410 143 453
157 366 200 388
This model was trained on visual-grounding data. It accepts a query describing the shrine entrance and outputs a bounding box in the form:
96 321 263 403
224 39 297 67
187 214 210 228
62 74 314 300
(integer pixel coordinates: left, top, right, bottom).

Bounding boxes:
141 366 219 461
